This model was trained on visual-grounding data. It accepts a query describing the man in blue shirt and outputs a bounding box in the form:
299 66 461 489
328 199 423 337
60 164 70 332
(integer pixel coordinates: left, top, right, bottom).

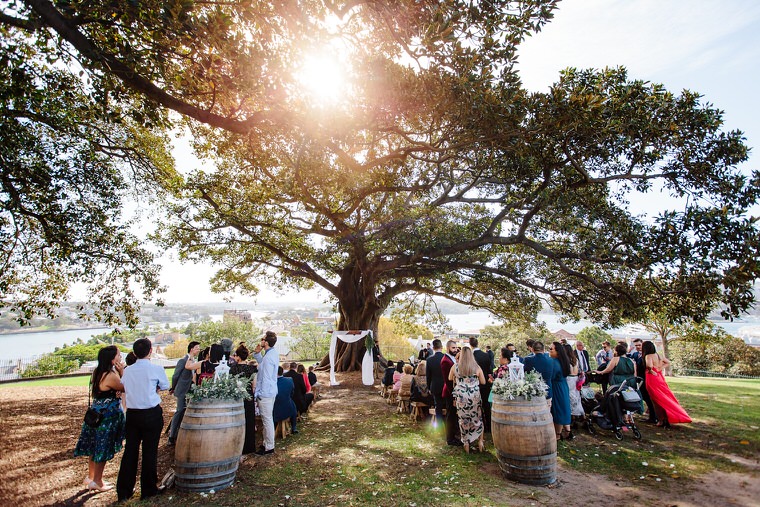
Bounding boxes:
253 331 278 455
117 338 170 501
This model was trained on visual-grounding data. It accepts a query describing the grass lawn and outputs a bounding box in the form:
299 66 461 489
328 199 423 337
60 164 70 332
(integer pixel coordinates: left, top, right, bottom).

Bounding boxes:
557 376 759 482
136 375 756 507
0 368 176 388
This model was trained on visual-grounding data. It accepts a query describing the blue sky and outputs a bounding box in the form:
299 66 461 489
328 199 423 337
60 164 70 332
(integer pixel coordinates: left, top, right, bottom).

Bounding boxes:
156 0 760 304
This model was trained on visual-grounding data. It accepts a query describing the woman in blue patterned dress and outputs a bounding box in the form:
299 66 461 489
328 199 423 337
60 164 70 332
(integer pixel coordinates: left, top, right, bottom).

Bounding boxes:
449 347 486 453
74 345 126 492
549 341 572 440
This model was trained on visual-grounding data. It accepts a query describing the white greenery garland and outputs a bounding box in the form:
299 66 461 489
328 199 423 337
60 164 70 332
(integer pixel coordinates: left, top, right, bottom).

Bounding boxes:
186 373 253 403
491 371 549 400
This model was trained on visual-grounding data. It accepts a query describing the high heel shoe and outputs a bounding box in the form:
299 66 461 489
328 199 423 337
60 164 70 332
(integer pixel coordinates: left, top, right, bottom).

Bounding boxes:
83 477 93 488
86 481 114 493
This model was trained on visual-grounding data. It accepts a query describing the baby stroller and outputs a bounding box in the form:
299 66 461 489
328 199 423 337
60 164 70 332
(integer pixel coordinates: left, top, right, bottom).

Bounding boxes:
586 379 643 441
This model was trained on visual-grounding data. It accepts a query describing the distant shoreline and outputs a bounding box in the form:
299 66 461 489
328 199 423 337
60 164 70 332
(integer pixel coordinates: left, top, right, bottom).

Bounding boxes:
0 324 111 336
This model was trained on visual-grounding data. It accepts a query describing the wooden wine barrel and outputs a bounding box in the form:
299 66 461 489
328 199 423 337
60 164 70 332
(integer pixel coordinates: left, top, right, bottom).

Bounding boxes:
175 398 245 492
491 395 557 485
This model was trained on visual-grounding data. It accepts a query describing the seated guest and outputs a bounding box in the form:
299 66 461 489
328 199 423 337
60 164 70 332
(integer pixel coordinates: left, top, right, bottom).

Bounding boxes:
399 364 414 401
307 366 321 400
410 360 433 408
392 361 405 393
382 361 395 387
296 364 315 406
273 366 299 434
284 361 314 415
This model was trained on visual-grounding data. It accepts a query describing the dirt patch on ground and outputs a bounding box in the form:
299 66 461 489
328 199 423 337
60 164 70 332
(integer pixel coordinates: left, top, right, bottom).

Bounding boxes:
0 372 757 506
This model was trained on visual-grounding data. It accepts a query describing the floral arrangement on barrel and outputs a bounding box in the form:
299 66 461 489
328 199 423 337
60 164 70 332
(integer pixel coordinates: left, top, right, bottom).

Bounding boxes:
491 370 548 400
186 373 253 403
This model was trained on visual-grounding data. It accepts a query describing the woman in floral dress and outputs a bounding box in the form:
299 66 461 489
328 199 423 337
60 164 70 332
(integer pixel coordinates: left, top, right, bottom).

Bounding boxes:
74 345 125 492
449 347 486 453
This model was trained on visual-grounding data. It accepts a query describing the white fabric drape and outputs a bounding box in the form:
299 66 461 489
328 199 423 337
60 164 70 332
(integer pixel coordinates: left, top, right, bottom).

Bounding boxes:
329 330 374 386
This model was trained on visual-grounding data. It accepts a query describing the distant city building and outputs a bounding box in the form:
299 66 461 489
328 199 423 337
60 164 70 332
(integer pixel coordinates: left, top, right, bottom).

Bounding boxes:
223 309 252 323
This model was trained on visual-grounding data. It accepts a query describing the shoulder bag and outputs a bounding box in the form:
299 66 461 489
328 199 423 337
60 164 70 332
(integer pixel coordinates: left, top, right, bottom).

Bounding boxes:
84 375 104 428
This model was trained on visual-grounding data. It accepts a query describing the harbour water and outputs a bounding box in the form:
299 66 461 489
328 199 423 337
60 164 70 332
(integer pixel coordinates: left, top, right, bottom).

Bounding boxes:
1 312 758 362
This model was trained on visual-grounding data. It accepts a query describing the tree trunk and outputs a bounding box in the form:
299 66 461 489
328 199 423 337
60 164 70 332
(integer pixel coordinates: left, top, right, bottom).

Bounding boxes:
315 264 385 372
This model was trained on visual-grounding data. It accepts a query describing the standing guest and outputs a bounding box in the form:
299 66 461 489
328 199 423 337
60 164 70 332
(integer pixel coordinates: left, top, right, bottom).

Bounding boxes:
229 344 258 455
441 340 462 446
595 341 613 394
494 347 515 379
548 342 572 440
470 338 493 433
125 352 137 367
426 340 446 425
220 338 236 366
418 344 427 361
167 341 200 445
449 346 486 453
523 341 554 400
426 342 434 358
307 365 321 400
253 331 279 455
372 339 383 380
525 339 536 358
273 366 299 435
598 343 637 387
116 339 169 501
574 341 591 380
485 345 496 371
197 344 223 385
563 344 584 422
74 345 125 493
630 338 656 423
642 341 691 427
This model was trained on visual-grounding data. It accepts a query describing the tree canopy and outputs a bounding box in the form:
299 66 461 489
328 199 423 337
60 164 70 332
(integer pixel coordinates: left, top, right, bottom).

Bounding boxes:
2 1 758 370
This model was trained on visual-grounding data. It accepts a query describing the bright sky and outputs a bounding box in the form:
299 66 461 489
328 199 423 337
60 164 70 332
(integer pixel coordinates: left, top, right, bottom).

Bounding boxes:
156 0 760 304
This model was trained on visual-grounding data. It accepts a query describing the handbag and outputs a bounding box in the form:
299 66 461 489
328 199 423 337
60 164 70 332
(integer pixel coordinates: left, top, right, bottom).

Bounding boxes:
83 376 104 428
620 387 641 403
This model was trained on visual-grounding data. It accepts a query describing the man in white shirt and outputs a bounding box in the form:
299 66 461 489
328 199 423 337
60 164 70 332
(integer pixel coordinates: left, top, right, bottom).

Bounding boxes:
253 331 279 455
117 338 169 501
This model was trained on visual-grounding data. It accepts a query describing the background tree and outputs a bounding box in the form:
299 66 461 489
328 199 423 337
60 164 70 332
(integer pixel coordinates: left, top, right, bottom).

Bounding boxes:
638 310 679 359
290 322 331 361
479 322 553 357
377 316 417 362
5 1 759 372
669 321 760 377
0 8 176 326
186 319 262 351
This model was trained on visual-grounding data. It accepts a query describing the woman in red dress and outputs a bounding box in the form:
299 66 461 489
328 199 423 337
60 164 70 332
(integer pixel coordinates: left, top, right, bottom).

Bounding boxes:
642 341 691 427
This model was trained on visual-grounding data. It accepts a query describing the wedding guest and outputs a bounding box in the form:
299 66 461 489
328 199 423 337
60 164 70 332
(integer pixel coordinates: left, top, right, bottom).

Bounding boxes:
449 346 486 453
229 344 258 454
642 341 691 427
308 365 321 400
116 339 169 501
630 338 656 423
399 364 414 404
167 341 200 445
494 347 515 379
598 343 637 388
392 360 404 394
441 340 462 446
253 331 279 455
74 345 125 493
548 342 572 440
563 344 584 422
274 366 299 434
410 360 433 409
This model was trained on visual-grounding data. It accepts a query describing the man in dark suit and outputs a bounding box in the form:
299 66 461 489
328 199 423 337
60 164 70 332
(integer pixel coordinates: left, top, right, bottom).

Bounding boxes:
284 361 313 415
629 338 656 423
425 339 445 424
470 338 494 433
168 341 200 445
440 340 462 446
522 341 554 401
